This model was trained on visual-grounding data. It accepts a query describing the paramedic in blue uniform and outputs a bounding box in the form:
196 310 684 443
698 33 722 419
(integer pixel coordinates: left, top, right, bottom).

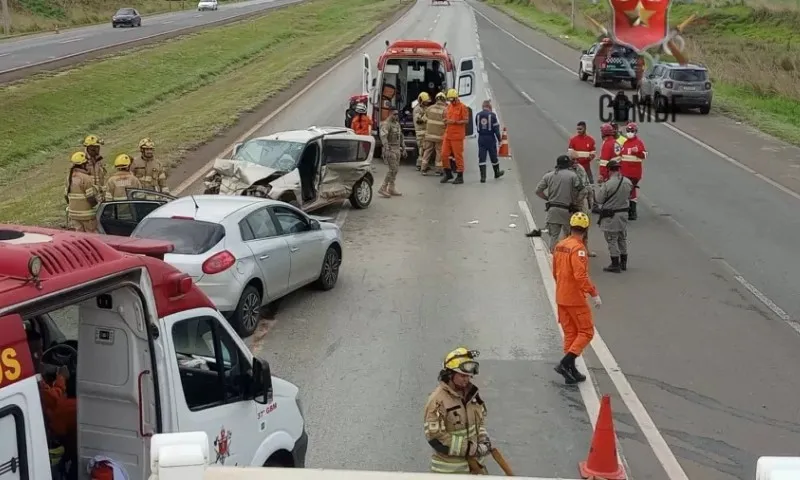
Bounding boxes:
474 99 505 183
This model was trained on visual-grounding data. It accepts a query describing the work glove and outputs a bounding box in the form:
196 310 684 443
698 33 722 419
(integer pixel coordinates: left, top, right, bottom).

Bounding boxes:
467 441 490 457
592 295 602 308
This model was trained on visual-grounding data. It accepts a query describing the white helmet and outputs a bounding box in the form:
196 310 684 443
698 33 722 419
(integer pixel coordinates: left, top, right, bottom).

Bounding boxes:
354 103 367 114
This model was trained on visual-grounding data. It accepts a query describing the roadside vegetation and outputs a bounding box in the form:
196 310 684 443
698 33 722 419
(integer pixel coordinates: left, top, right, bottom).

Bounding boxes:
486 0 800 146
2 0 241 36
0 0 406 225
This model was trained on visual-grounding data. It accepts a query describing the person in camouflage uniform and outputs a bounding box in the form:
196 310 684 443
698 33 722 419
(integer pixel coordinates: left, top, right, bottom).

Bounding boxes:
378 107 406 198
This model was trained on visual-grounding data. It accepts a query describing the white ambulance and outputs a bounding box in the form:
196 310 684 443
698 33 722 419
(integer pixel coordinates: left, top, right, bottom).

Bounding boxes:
0 224 307 480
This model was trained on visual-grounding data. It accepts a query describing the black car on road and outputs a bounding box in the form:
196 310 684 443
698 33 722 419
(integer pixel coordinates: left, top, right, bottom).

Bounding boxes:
112 8 142 28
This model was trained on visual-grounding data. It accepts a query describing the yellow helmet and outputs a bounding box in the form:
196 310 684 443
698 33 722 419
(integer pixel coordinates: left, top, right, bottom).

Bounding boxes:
70 152 88 165
446 88 458 100
114 154 133 168
443 347 480 376
435 92 446 102
138 138 155 149
83 135 103 147
570 212 590 229
418 92 430 103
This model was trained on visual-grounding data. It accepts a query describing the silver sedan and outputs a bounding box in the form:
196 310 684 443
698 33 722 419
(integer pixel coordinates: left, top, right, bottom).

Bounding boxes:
96 192 343 337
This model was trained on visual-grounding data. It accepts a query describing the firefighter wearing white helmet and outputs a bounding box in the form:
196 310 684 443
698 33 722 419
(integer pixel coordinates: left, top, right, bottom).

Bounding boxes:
413 92 431 170
65 152 99 233
423 347 491 474
105 154 142 201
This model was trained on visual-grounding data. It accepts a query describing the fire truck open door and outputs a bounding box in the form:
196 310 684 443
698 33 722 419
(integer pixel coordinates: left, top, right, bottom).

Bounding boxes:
456 55 478 138
362 53 373 110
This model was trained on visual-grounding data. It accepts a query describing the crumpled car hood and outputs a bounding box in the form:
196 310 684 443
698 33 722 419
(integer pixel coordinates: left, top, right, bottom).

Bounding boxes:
209 159 295 195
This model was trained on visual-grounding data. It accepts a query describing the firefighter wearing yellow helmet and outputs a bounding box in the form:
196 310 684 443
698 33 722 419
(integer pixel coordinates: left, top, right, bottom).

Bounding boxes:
421 92 448 175
423 347 491 474
65 152 99 233
413 92 431 170
83 134 107 202
132 138 170 194
105 154 142 201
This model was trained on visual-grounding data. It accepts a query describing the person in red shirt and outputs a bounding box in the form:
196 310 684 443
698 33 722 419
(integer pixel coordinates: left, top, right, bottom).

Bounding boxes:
619 122 647 220
597 123 620 183
552 212 602 384
440 88 469 185
567 121 596 184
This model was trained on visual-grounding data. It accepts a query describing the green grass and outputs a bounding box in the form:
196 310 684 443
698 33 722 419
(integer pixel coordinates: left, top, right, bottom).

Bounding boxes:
0 0 406 225
486 0 800 146
2 0 243 36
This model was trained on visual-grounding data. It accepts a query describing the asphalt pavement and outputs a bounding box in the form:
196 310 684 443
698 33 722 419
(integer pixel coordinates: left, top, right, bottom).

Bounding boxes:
0 0 304 73
167 0 800 478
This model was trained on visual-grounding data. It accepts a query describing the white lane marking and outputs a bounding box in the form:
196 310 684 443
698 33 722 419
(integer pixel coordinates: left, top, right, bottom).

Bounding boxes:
481 71 489 83
0 53 10 58
162 21 174 24
472 7 800 204
734 273 797 329
58 37 84 44
520 91 534 103
490 60 500 70
173 0 420 194
193 13 203 17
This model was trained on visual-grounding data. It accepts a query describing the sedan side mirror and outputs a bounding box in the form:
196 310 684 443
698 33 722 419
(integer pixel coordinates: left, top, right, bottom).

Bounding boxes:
310 219 321 230
232 142 243 157
251 357 273 405
581 50 588 54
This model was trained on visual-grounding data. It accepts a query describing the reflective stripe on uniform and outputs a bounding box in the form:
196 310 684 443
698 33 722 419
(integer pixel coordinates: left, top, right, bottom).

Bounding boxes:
68 209 95 220
598 159 609 167
620 154 642 162
49 446 64 466
570 150 594 158
431 455 470 474
449 434 466 456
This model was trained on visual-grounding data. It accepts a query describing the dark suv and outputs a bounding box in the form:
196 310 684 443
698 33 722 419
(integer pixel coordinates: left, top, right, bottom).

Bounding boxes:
638 63 713 114
579 41 644 89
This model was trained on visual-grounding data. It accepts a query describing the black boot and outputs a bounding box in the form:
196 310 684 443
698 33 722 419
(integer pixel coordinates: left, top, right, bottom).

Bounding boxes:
603 256 621 273
492 163 505 179
479 165 487 183
569 361 587 383
620 254 628 271
440 169 453 183
554 353 578 385
453 172 464 184
629 201 638 220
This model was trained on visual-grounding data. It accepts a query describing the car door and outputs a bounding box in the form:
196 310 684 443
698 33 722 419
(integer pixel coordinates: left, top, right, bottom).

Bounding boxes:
581 44 597 73
95 200 167 236
270 205 326 289
362 53 373 102
319 134 374 201
238 207 291 301
456 56 478 138
126 188 177 202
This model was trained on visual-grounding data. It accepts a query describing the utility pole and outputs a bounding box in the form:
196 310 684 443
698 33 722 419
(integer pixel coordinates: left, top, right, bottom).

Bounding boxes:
1 0 11 37
570 0 575 30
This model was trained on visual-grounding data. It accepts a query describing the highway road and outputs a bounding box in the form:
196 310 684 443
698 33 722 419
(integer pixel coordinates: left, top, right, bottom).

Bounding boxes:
0 0 304 74
162 0 800 479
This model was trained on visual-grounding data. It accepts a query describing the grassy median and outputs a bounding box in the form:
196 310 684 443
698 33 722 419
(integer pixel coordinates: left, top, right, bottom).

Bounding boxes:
0 0 405 225
486 0 800 146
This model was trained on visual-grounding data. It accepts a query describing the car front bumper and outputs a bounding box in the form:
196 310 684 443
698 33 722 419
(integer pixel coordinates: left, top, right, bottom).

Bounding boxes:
291 429 308 468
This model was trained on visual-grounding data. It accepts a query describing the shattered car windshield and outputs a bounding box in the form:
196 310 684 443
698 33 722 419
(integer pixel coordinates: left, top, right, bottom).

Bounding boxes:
234 139 306 171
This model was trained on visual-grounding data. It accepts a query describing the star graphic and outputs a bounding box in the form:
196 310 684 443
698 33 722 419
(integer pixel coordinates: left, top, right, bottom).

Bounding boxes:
624 1 655 27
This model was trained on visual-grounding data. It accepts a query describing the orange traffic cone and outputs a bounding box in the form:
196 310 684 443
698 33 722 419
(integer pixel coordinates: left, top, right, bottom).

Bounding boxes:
579 395 626 480
498 127 511 157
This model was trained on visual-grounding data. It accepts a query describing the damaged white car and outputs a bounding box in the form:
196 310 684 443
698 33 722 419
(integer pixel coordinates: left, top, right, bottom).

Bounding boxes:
204 126 376 211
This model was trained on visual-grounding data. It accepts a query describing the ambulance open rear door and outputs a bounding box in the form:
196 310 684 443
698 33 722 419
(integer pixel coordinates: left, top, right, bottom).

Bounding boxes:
456 55 478 138
362 53 373 111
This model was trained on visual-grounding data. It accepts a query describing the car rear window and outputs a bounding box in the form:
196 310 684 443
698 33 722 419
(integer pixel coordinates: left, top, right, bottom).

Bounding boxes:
116 8 134 14
132 218 225 255
669 69 708 81
609 45 637 58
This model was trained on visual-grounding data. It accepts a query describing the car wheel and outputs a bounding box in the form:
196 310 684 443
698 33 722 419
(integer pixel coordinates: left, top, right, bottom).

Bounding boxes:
349 177 372 209
315 247 341 291
113 23 118 28
231 285 261 337
578 64 588 81
699 105 711 115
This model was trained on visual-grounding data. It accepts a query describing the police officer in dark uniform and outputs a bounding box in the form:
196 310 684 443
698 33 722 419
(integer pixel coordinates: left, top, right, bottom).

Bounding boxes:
474 99 505 183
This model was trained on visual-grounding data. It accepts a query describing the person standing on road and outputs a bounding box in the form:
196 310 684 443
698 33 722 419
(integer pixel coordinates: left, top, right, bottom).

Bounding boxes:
596 160 632 273
83 135 106 203
441 88 469 185
378 107 406 198
105 154 142 201
474 100 505 183
423 347 492 475
611 91 632 124
65 152 99 233
535 155 583 252
132 138 170 194
567 121 596 185
350 103 373 136
552 212 602 385
414 92 431 171
569 156 597 258
596 123 620 183
421 92 447 175
619 122 647 220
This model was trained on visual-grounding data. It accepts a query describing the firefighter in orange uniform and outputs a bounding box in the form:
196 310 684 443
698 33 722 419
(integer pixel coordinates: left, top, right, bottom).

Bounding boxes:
619 122 647 220
440 88 469 185
552 212 602 385
351 103 373 136
597 123 620 184
567 121 596 185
